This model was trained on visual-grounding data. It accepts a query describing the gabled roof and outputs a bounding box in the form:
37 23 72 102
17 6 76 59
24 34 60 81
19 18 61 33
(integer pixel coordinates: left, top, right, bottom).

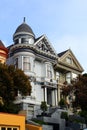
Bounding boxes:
58 49 68 57
57 49 84 73
35 35 43 42
34 34 57 56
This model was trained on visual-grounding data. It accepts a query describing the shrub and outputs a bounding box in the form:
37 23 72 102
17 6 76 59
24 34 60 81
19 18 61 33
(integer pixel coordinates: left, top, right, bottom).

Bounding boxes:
40 101 47 112
61 112 68 121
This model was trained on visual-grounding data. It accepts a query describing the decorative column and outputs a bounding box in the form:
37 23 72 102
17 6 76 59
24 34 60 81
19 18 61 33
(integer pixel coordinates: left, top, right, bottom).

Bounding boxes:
58 85 60 103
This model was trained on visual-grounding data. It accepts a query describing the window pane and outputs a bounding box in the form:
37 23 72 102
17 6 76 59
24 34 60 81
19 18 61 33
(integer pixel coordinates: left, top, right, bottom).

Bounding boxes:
66 73 71 83
1 127 6 130
66 57 72 64
47 65 52 78
23 57 30 70
7 128 11 130
13 128 17 130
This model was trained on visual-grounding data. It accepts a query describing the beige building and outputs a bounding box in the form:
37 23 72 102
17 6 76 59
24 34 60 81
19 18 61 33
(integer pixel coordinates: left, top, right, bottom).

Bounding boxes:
55 49 84 102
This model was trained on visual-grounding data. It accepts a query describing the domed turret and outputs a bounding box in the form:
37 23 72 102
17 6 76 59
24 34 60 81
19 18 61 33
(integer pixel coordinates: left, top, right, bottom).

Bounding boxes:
13 18 35 44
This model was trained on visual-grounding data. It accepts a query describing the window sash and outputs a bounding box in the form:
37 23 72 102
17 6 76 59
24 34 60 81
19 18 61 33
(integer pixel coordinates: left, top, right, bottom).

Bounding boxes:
23 57 31 70
47 65 52 78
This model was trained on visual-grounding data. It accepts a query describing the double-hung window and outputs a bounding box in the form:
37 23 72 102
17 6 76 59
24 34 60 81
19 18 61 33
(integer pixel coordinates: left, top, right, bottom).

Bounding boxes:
47 65 52 79
23 56 31 71
66 73 71 84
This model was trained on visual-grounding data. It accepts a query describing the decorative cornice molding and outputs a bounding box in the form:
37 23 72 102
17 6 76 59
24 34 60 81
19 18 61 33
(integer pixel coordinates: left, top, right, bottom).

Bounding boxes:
10 44 58 60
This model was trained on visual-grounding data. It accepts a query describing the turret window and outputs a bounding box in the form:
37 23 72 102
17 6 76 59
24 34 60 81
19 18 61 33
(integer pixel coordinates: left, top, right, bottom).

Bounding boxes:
23 56 31 71
22 38 29 43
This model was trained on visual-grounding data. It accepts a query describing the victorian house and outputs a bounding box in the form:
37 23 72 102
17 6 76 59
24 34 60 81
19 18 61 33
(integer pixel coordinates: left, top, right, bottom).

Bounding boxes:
6 19 83 118
7 19 58 118
56 49 84 103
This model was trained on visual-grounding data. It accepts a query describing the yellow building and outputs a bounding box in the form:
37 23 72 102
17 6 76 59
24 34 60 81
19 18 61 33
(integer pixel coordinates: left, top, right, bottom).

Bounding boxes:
0 113 25 130
0 40 8 63
0 113 42 130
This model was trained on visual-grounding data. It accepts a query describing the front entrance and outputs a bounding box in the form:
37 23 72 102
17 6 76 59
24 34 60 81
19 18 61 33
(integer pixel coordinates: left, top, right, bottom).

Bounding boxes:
47 88 52 106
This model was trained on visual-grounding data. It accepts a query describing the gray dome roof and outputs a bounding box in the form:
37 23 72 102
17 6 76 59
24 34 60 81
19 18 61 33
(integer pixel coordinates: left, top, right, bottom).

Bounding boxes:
14 22 35 37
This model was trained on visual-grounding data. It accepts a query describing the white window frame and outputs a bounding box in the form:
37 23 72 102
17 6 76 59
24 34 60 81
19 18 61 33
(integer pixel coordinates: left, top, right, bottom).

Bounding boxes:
0 126 19 130
23 56 31 71
66 72 72 84
47 64 52 79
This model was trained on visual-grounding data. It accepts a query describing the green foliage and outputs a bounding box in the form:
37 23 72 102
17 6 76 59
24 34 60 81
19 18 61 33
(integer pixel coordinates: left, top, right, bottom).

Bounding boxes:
0 63 31 113
59 98 66 107
62 74 87 111
40 101 47 112
32 119 47 125
73 74 87 110
61 112 68 121
79 110 87 124
0 102 20 114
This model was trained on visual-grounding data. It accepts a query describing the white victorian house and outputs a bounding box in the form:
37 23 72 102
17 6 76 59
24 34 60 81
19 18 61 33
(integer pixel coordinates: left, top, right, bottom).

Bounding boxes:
7 19 84 118
7 19 58 117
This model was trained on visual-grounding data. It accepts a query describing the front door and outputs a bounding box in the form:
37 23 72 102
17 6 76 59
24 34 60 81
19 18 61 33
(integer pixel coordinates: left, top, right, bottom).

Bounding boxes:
47 88 52 106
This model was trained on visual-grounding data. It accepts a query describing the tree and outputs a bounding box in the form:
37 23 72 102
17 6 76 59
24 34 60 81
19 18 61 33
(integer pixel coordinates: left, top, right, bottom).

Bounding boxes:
62 74 87 111
74 74 87 110
0 63 31 113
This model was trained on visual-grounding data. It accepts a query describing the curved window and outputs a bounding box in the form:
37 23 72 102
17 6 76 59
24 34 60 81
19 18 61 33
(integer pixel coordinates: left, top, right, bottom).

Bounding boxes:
22 38 29 43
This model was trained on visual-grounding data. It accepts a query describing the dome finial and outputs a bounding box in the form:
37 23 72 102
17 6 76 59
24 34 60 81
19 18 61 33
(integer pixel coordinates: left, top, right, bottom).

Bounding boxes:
23 17 26 23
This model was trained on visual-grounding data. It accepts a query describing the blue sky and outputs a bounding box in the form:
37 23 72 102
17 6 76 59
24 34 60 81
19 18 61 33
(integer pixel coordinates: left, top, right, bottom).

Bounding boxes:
0 0 87 72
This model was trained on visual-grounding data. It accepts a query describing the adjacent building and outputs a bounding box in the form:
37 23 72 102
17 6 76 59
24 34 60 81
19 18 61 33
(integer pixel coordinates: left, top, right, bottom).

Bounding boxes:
0 113 25 130
56 49 84 102
0 40 8 63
